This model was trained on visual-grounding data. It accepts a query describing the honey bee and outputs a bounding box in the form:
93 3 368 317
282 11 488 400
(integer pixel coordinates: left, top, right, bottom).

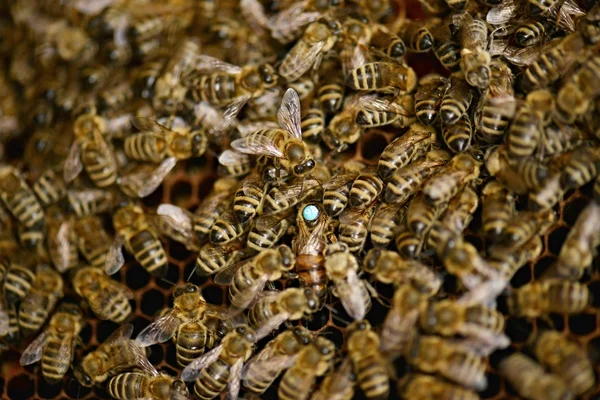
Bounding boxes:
499 353 574 400
214 245 295 313
339 202 376 253
422 150 482 206
454 12 490 89
347 320 390 399
248 288 320 336
489 235 543 280
262 177 323 215
384 148 450 205
279 18 341 82
398 374 480 400
125 116 207 163
242 326 313 395
507 90 554 159
414 74 449 126
475 59 516 144
63 114 118 188
559 145 600 190
4 258 36 305
485 145 549 194
72 266 133 323
431 24 462 72
134 59 166 100
74 324 149 387
363 249 442 295
278 336 336 400
195 240 251 276
406 192 444 236
370 24 406 60
19 303 83 383
349 167 383 209
230 173 266 224
0 166 45 231
507 279 590 317
481 180 515 242
346 59 417 94
379 284 429 357
106 203 168 277
316 55 345 114
355 94 415 129
378 123 436 179
491 209 555 254
67 188 117 217
230 89 316 178
530 330 595 395
190 177 237 241
182 325 257 400
440 74 473 125
301 99 326 140
322 163 363 217
96 81 134 114
107 367 190 400
72 215 111 268
556 202 600 279
18 264 63 336
210 210 249 245
442 113 473 153
44 205 77 273
31 169 67 208
396 20 434 53
323 94 366 151
369 202 403 248
405 334 487 390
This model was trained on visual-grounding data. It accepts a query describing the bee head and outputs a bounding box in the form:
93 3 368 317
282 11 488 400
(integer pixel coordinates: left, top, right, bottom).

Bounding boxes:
258 64 278 88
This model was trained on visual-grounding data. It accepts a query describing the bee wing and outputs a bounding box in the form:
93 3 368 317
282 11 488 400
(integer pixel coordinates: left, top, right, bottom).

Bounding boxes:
73 0 115 15
270 3 320 44
105 234 126 275
457 278 508 308
255 312 290 341
486 1 518 25
337 270 368 321
278 88 303 140
241 0 269 29
195 55 242 74
89 282 133 320
55 331 76 370
131 116 170 134
63 142 83 183
218 150 251 167
547 0 584 31
49 221 74 273
156 204 196 245
135 308 182 347
230 133 285 158
214 94 252 132
323 172 359 190
118 157 177 198
19 330 49 365
0 305 8 336
263 179 321 217
282 40 327 81
225 358 244 400
99 334 156 377
379 307 419 354
181 344 224 382
237 120 280 138
242 354 297 381
214 259 251 285
97 323 134 349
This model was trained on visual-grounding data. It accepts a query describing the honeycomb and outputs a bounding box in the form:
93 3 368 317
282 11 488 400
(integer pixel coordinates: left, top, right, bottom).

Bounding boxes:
1 1 600 400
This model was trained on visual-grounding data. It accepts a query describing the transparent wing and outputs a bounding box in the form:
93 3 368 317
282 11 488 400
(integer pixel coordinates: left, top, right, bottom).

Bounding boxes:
105 235 125 275
55 332 76 371
281 41 326 81
270 3 320 44
63 142 83 183
237 120 280 138
98 323 134 349
99 335 156 377
254 215 285 231
241 0 269 28
255 312 289 341
214 95 252 132
379 308 419 353
73 0 115 14
323 172 359 190
225 359 244 400
50 221 74 273
156 204 195 242
181 344 224 382
131 117 170 134
195 55 242 74
339 270 367 321
214 259 251 286
243 354 297 381
231 133 285 158
135 308 182 347
486 2 518 25
278 88 303 140
119 157 177 198
19 331 49 365
0 305 8 336
218 150 250 167
264 179 320 217
457 278 508 307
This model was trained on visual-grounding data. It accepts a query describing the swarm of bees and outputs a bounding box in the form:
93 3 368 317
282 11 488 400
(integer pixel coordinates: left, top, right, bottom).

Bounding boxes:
1 0 600 399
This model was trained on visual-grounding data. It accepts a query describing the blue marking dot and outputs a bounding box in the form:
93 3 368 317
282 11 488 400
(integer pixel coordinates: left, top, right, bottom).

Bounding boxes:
302 204 320 221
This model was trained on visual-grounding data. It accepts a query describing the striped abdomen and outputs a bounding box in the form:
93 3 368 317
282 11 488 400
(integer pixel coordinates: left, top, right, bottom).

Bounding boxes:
482 198 513 242
561 147 598 190
395 228 423 258
124 133 166 163
385 163 433 205
107 372 148 399
248 297 277 329
41 334 73 383
405 27 433 52
465 305 505 333
233 183 264 223
323 185 350 217
349 173 383 209
263 188 294 214
81 142 117 188
88 288 131 323
442 114 472 153
351 351 390 399
32 170 66 207
434 42 461 72
79 237 109 268
346 63 384 91
129 230 168 276
340 217 371 253
210 216 244 244
3 305 19 343
515 21 546 46
193 358 230 399
176 322 209 367
247 219 287 251
317 82 344 114
229 264 262 309
196 243 232 276
197 74 237 105
1 187 44 229
445 350 487 390
19 225 45 249
478 96 514 143
440 78 473 125
4 266 35 305
193 209 221 240
356 109 397 127
300 104 325 140
547 281 589 314
520 46 568 91
19 293 56 335
278 368 315 400
507 107 540 158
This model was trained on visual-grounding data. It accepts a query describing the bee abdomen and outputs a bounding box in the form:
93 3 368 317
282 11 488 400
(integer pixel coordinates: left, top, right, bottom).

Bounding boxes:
194 359 230 399
81 145 117 187
41 337 71 383
124 134 164 163
107 372 147 399
346 63 382 91
350 174 383 208
32 170 66 207
279 369 313 400
130 230 168 276
317 83 344 113
356 110 397 127
233 187 263 223
442 114 472 153
176 322 208 367
4 267 35 304
353 354 390 399
323 186 350 217
5 190 44 229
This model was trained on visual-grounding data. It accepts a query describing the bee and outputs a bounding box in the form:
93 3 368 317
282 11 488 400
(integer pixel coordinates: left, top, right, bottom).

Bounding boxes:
246 213 291 250
396 20 434 52
107 367 190 400
454 12 490 89
556 202 600 280
231 173 266 223
263 177 323 215
440 74 473 125
72 266 133 323
431 24 462 72
74 324 149 387
406 192 444 236
214 245 295 313
355 94 415 129
481 180 515 242
230 89 316 178
422 150 482 206
339 202 376 253
486 145 549 194
414 74 449 126
4 259 36 306
378 123 436 179
67 188 117 217
398 374 480 400
370 24 406 60
349 167 384 209
379 284 429 357
72 215 111 268
323 94 367 151
405 334 487 390
182 325 257 400
45 205 78 273
242 327 313 395
345 60 417 94
507 279 590 317
301 99 326 140
491 209 555 254
191 177 238 240
363 249 442 294
96 81 134 114
288 77 316 107
247 0 320 45
135 283 229 367
559 145 600 190
278 336 336 400
489 235 543 280
396 220 423 258
384 148 450 205
218 148 253 177
0 166 45 230
210 211 249 245
0 302 18 344
475 59 516 144
31 169 67 208
499 353 574 400
322 163 363 217
442 113 473 153
18 264 63 337
134 59 166 100
125 116 207 163
370 202 403 248
530 330 595 395
347 320 390 399
248 288 320 336
515 20 553 47
507 90 554 159
195 240 251 276
19 303 84 383
106 203 168 277
316 56 345 114
63 114 118 188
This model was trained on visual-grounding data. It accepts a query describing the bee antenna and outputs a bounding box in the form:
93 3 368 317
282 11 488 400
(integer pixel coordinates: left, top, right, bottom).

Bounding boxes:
187 265 198 282
324 304 352 325
161 278 177 286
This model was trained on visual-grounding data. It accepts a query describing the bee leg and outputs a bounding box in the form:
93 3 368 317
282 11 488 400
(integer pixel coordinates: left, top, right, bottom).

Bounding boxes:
266 282 277 291
365 281 390 308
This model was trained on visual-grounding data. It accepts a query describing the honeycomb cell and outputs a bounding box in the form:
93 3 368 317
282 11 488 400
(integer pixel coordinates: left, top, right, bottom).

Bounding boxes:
533 255 556 279
480 372 502 399
504 317 534 343
38 377 63 399
131 315 151 336
569 314 597 336
64 379 91 399
126 264 151 290
361 133 388 161
169 180 193 206
510 264 533 288
563 197 590 226
168 240 191 262
589 281 600 308
156 265 179 290
547 226 570 256
141 184 164 208
141 289 165 317
96 321 120 343
7 374 34 400
201 284 223 305
306 307 331 331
